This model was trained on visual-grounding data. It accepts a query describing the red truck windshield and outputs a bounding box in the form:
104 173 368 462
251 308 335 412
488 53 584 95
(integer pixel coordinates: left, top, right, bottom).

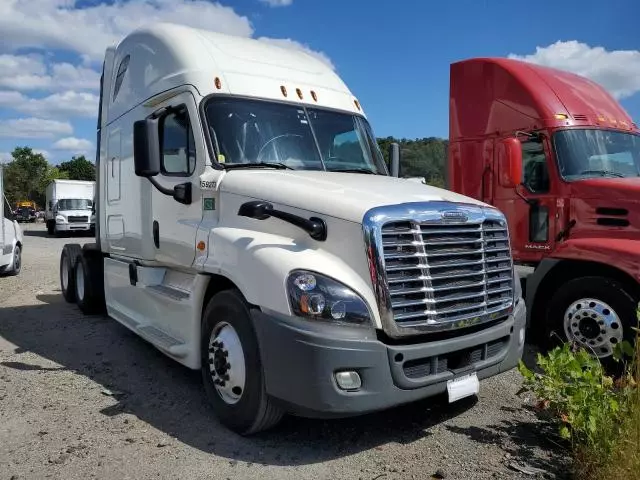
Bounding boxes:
554 129 640 180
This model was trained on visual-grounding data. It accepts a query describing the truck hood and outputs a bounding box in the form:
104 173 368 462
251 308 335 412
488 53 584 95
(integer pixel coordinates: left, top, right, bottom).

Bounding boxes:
571 177 640 200
57 209 92 218
219 170 489 223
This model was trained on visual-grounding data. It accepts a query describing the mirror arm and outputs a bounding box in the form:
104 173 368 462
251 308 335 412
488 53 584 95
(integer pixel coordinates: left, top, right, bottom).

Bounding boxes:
148 176 174 196
515 184 539 206
146 177 192 205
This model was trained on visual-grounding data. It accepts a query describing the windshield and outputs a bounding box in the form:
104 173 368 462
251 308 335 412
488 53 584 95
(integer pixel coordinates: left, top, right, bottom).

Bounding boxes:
58 199 92 211
204 98 388 174
554 129 640 180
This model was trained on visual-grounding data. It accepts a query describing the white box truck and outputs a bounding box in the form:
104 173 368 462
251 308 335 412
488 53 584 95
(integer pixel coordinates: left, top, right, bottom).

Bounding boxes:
60 23 526 435
45 179 96 236
1 165 23 276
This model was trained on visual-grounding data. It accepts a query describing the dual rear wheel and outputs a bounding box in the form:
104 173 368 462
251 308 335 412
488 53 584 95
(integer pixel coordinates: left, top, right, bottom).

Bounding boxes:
60 244 105 314
59 244 281 434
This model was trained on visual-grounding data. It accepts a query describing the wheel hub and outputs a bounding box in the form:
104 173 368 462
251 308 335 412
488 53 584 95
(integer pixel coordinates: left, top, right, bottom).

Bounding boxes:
564 298 623 358
208 323 246 405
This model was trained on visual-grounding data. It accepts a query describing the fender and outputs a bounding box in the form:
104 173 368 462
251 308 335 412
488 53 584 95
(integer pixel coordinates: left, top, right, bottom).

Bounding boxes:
525 237 640 329
552 237 640 282
201 223 381 329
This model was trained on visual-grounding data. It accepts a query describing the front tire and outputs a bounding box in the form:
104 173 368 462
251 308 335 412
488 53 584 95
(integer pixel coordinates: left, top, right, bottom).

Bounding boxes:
545 276 638 364
7 245 21 276
201 290 283 435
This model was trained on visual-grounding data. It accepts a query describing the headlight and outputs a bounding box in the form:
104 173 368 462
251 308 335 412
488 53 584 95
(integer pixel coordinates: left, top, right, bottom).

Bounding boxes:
287 270 372 326
55 215 66 224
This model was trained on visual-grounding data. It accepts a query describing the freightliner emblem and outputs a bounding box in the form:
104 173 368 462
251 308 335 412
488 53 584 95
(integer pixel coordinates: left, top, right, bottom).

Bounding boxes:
441 210 468 222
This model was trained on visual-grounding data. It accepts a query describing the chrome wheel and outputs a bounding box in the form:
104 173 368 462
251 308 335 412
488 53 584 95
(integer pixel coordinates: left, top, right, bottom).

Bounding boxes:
564 298 623 358
208 322 246 405
76 262 85 302
13 246 21 272
61 255 69 291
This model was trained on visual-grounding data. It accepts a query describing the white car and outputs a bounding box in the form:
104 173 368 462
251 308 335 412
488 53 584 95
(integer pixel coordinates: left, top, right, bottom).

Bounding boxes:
1 192 23 276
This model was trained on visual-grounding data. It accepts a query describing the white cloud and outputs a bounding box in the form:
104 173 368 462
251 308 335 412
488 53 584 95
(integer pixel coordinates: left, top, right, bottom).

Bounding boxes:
1 0 254 64
0 90 98 119
259 0 293 7
52 137 93 153
0 54 100 91
508 41 640 100
0 118 73 139
258 37 335 70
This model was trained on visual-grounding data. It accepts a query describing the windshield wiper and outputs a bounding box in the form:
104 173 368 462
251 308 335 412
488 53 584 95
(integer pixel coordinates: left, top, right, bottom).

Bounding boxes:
329 168 378 175
579 169 626 178
223 162 294 170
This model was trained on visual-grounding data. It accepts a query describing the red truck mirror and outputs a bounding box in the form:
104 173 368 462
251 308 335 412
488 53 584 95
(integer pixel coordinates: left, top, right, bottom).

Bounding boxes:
497 138 523 188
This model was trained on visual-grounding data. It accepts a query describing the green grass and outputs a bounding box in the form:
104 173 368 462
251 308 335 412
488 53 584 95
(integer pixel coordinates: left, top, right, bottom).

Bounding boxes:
518 313 640 479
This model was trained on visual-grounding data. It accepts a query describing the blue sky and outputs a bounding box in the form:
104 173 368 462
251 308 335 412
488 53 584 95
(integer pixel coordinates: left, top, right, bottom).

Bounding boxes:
1 0 639 164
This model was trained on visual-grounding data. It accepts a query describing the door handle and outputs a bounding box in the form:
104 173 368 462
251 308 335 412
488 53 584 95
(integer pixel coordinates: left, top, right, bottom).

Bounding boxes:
153 220 159 248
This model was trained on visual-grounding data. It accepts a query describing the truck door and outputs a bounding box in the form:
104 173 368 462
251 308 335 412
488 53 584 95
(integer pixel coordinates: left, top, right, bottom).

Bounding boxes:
494 136 557 261
150 92 204 267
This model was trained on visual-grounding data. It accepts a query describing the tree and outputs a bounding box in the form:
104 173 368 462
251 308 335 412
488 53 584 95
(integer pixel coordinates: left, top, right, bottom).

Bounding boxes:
59 155 96 181
39 165 69 195
376 136 448 188
3 147 49 207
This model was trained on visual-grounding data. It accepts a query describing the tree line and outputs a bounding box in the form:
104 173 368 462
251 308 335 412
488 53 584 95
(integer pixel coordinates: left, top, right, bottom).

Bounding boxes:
1 147 96 209
1 137 448 208
378 136 448 187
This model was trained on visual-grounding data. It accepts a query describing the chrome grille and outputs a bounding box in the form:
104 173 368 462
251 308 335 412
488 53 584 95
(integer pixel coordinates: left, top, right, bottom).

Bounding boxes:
364 202 514 338
68 216 89 223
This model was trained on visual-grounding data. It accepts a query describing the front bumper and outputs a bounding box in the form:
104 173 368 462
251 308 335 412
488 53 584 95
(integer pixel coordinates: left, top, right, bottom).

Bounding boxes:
56 222 92 231
252 298 526 418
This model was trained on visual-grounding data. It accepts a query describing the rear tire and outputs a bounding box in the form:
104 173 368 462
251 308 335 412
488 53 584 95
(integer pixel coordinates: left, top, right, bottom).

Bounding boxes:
201 290 283 435
60 244 82 303
74 252 105 315
545 276 638 368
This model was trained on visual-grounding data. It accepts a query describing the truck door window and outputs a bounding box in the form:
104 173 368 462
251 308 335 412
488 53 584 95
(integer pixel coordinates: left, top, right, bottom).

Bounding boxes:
3 198 12 219
521 140 550 193
161 107 196 176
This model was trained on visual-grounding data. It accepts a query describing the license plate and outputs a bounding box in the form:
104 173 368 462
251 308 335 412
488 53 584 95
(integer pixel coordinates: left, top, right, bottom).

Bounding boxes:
447 373 479 403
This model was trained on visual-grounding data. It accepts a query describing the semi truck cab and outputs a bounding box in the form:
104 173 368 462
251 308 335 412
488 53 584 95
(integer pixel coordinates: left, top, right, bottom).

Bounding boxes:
448 57 640 362
60 23 526 435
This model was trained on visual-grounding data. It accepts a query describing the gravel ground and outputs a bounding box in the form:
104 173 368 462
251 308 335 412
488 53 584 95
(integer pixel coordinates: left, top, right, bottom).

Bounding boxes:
0 223 570 480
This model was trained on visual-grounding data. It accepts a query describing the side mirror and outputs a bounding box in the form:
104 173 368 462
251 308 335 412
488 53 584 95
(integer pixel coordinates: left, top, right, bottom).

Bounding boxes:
388 142 401 177
133 118 161 177
497 137 523 188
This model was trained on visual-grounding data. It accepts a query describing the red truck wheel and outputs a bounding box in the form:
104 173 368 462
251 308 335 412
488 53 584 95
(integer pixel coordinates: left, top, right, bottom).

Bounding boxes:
545 276 637 364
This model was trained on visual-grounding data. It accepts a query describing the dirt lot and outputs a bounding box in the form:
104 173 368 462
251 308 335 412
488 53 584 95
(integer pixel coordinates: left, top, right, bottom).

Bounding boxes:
0 224 569 480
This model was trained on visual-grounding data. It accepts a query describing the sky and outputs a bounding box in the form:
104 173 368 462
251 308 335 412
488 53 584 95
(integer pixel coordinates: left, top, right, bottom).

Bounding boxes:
0 0 639 164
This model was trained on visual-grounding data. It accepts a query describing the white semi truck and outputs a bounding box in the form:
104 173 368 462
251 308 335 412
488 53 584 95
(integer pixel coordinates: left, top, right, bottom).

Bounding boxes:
60 23 526 435
0 165 23 276
45 179 96 236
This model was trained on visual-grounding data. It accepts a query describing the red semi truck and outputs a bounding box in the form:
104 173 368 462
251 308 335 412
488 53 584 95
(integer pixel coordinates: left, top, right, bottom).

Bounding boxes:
445 57 640 360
